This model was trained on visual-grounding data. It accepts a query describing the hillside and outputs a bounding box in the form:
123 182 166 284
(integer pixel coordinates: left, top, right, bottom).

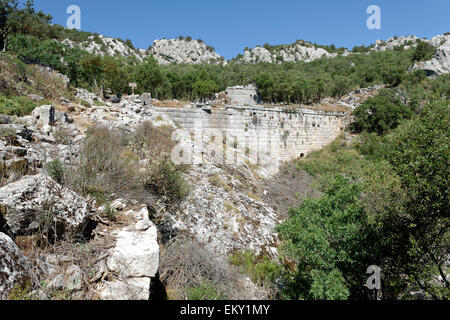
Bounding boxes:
0 1 449 302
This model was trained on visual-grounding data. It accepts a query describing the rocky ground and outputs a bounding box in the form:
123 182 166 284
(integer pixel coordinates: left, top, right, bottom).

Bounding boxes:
0 89 294 300
0 74 437 300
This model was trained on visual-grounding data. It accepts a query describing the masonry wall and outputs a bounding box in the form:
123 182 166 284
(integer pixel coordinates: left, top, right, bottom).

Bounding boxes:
154 106 347 163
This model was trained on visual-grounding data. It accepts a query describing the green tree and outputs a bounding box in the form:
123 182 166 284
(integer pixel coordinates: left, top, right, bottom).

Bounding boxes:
134 56 164 98
382 99 450 299
351 90 414 135
277 176 376 300
412 41 436 62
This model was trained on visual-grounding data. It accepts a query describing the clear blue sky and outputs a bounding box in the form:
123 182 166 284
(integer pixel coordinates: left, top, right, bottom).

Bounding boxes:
33 0 450 59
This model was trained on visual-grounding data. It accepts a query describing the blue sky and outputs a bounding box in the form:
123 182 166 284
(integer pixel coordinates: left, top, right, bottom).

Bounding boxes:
34 0 450 59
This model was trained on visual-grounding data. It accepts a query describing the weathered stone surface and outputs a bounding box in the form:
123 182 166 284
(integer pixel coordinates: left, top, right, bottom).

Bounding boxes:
99 277 151 300
0 174 92 239
141 93 152 106
46 273 65 291
98 206 159 300
62 35 145 62
237 42 338 64
106 226 159 279
0 232 31 300
225 84 261 105
412 42 450 77
151 38 225 65
0 124 32 141
65 264 83 291
54 111 69 123
32 105 55 126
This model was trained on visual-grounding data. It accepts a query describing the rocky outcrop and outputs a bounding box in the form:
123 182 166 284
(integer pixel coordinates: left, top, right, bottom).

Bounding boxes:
236 42 343 64
150 38 225 65
373 36 422 51
0 174 92 240
411 41 450 77
98 206 159 300
0 232 32 300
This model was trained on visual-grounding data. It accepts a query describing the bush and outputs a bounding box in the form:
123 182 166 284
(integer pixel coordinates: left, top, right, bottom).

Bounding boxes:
0 94 36 116
45 159 65 185
277 176 375 300
160 236 237 300
143 153 190 202
351 90 414 135
186 282 227 300
75 126 139 195
229 251 283 289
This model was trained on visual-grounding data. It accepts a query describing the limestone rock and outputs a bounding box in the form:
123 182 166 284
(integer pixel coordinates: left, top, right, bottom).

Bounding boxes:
106 226 159 279
237 42 337 64
32 105 55 126
62 35 145 62
99 206 159 300
0 174 92 239
65 265 83 291
0 232 32 300
99 278 151 300
150 38 225 65
141 93 152 106
411 41 450 77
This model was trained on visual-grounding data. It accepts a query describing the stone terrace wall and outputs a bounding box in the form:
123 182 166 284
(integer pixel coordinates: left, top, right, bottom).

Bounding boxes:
154 105 348 164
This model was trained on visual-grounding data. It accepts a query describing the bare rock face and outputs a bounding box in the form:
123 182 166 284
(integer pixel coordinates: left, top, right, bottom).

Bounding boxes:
237 42 339 64
62 35 145 62
150 38 225 65
99 206 159 300
412 41 450 77
0 232 32 300
0 174 92 240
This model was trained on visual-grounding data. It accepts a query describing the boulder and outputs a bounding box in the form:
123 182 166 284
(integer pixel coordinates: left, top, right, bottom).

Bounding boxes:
0 232 32 300
412 42 450 77
54 111 69 123
106 225 159 279
99 206 159 300
0 174 92 240
32 105 55 126
141 93 152 106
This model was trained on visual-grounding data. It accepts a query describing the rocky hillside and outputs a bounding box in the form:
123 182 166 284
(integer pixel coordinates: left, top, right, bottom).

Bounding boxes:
234 41 346 64
149 38 226 65
411 34 450 76
61 34 147 62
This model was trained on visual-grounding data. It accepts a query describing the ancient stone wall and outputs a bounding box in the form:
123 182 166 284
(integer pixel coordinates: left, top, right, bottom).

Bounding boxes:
154 105 347 164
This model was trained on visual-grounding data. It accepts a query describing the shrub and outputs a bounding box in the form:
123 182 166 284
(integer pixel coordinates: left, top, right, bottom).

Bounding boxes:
351 90 414 135
277 176 375 300
75 126 138 195
186 282 228 300
0 94 36 116
143 153 190 202
45 159 64 185
229 251 283 289
160 236 237 299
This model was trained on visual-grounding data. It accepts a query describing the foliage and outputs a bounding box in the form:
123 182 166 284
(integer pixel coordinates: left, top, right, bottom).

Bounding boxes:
229 251 284 289
277 176 375 300
143 153 190 202
412 40 436 62
186 282 228 300
382 99 450 299
0 94 36 116
351 89 414 135
45 159 64 185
